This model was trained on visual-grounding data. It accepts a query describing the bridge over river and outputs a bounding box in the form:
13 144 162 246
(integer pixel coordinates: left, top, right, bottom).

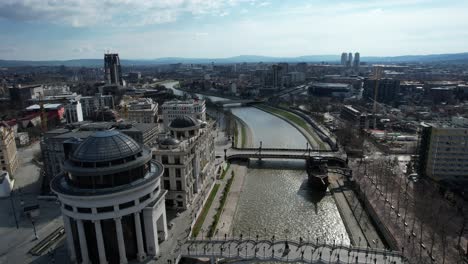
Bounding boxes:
179 238 407 264
225 147 347 166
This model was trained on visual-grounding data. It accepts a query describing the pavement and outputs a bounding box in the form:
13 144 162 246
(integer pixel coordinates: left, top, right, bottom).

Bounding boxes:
0 141 64 264
351 148 466 264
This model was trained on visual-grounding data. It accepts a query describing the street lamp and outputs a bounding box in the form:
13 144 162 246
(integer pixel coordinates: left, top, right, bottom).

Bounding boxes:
31 218 39 240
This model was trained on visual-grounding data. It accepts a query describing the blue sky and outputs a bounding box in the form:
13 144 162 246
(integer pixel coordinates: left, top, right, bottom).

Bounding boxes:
0 0 467 60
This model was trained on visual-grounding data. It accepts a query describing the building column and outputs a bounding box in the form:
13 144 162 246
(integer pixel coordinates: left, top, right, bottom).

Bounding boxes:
115 217 128 264
134 213 146 261
93 220 108 264
76 219 90 264
62 215 77 263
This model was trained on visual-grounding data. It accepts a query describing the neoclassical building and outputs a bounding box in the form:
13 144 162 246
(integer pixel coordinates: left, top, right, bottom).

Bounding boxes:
51 130 167 264
152 116 215 210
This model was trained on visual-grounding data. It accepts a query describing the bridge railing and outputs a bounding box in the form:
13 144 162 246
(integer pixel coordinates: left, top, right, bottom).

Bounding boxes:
231 147 335 152
180 238 408 263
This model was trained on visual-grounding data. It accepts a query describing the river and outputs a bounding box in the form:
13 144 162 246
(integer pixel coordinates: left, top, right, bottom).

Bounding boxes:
230 107 350 244
164 82 350 244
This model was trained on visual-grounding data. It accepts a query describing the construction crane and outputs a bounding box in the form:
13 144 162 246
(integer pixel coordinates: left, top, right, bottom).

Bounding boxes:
370 66 383 128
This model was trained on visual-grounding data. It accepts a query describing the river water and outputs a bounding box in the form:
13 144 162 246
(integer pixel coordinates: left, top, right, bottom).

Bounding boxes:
164 82 350 244
230 107 350 244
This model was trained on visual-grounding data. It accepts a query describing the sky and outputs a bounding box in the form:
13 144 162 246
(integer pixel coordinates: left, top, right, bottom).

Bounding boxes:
0 0 467 60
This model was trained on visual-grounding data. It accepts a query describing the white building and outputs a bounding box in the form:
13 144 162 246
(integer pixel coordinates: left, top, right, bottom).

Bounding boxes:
152 116 215 210
230 83 237 94
161 99 206 129
51 131 167 264
64 99 84 123
127 98 158 124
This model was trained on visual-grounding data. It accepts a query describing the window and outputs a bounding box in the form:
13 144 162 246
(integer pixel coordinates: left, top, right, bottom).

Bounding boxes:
176 180 182 191
64 204 73 211
140 193 151 203
175 168 181 178
162 155 168 164
97 206 114 213
164 180 170 190
77 207 92 214
177 201 183 207
119 201 134 209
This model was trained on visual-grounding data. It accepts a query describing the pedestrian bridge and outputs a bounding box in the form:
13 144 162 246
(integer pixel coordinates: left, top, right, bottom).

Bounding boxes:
180 238 407 264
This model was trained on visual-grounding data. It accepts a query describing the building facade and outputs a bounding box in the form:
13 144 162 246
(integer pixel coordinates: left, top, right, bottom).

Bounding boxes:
65 99 84 124
104 53 123 86
152 116 215 210
418 122 468 188
0 125 19 176
363 78 401 105
127 98 158 124
161 100 206 129
51 131 167 264
41 122 158 188
80 93 114 119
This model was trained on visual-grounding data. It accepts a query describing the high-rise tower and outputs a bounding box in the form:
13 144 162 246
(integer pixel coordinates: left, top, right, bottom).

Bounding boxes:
104 53 123 85
347 52 353 67
340 52 347 65
353 52 360 69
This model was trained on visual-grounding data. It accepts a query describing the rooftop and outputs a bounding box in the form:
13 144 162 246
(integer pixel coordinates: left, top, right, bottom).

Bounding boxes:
71 130 142 163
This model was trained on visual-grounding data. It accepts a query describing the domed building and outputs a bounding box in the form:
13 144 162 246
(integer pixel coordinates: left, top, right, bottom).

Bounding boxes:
152 116 216 210
52 130 167 264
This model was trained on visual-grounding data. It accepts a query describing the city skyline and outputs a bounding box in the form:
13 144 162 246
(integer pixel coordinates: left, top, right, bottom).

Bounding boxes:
0 0 467 60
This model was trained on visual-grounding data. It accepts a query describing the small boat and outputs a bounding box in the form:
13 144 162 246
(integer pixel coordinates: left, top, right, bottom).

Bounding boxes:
307 157 329 192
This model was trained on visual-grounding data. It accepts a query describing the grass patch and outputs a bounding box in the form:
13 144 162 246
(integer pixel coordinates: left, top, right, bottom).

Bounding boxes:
192 184 220 237
258 105 326 150
208 171 235 237
220 163 231 180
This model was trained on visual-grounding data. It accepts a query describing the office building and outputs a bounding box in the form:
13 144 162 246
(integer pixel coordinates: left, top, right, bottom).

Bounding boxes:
340 105 374 130
104 53 123 86
80 93 114 119
51 131 167 263
347 53 353 67
341 53 347 66
41 122 158 187
353 52 360 69
152 116 216 210
9 84 44 108
308 82 352 98
418 121 468 189
127 98 158 124
161 99 206 129
0 125 19 176
363 78 401 105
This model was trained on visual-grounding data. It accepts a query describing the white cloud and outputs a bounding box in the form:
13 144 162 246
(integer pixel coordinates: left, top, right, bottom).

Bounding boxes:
0 0 240 27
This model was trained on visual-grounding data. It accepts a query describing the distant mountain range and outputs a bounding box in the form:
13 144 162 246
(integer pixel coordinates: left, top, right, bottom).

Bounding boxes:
1 52 468 67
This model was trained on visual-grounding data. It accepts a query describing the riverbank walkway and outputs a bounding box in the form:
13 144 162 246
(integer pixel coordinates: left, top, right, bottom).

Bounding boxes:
180 238 407 264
